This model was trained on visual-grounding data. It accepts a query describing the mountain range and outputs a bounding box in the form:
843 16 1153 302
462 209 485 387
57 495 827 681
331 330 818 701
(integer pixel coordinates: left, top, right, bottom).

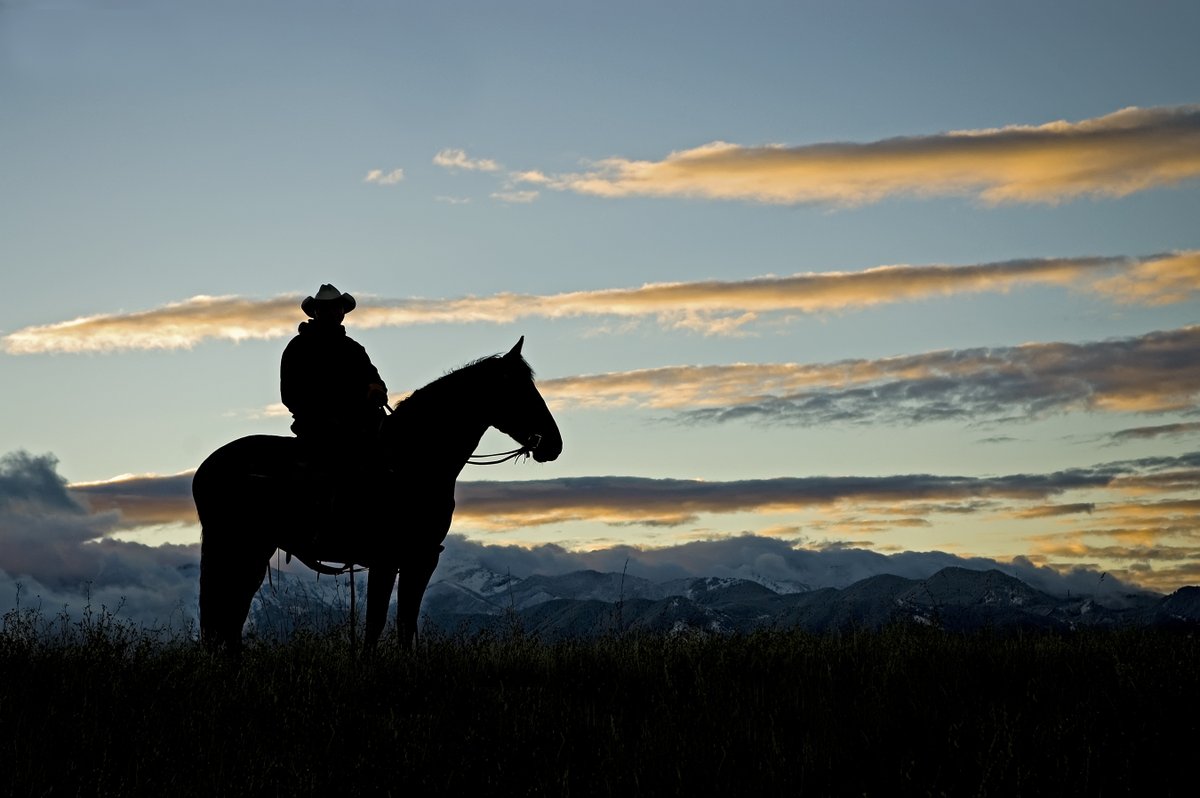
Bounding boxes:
246 563 1200 640
416 563 1200 639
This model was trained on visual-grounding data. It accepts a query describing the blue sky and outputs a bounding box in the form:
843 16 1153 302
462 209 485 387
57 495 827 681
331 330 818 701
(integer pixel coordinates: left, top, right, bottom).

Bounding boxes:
2 0 1199 619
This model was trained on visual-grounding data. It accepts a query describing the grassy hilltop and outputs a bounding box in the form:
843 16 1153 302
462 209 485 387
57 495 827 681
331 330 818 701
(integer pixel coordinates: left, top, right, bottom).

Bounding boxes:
1 605 1197 796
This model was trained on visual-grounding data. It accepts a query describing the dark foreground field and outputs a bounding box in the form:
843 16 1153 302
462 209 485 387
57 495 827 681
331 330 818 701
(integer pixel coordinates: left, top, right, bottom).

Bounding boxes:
1 608 1196 797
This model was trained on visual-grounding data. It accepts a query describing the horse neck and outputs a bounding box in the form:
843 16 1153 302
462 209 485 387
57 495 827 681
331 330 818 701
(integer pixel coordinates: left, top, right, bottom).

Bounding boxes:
387 380 491 477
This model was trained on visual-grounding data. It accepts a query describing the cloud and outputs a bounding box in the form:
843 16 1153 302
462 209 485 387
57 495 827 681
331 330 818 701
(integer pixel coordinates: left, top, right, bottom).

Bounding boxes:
509 170 550 184
1108 422 1200 442
1013 503 1097 519
70 471 197 527
446 456 1198 594
51 451 1200 595
73 452 1198 533
533 105 1200 206
0 452 198 629
3 294 299 354
491 190 539 203
1091 251 1200 305
433 148 501 172
542 325 1200 423
0 450 81 513
450 453 1200 531
363 168 405 185
5 251 1197 353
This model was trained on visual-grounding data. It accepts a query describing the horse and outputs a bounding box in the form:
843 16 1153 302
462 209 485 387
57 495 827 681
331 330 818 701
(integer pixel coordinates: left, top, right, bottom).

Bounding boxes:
192 336 562 652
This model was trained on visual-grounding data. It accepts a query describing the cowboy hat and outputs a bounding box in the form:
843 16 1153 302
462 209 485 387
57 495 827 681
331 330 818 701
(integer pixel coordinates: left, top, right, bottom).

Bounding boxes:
301 284 357 317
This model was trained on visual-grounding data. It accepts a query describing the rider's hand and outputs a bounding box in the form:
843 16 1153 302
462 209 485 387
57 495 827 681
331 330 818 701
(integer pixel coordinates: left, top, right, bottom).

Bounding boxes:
367 383 388 407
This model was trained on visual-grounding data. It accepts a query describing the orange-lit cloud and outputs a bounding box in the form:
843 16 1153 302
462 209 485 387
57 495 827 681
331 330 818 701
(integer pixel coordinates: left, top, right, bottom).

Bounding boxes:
533 105 1200 205
5 251 1198 353
1091 250 1200 305
3 295 300 354
69 471 199 527
1013 487 1200 592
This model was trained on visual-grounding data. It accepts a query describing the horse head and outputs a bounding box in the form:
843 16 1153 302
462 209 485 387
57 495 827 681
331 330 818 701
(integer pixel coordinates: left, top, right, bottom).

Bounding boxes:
489 336 563 463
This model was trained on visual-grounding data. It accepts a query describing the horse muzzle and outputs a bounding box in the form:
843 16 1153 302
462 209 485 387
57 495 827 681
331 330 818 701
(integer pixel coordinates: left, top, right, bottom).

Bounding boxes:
528 432 562 463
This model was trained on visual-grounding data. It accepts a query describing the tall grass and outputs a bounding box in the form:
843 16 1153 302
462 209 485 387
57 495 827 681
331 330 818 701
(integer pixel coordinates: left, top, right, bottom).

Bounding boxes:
2 598 1196 796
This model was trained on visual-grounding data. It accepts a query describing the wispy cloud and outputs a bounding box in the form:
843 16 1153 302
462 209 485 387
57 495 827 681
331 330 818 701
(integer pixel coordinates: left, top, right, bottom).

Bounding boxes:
449 459 1183 529
3 295 299 354
433 148 501 172
1091 251 1200 306
1108 422 1200 442
363 168 405 185
5 251 1197 353
530 105 1200 206
491 190 539 204
541 326 1200 422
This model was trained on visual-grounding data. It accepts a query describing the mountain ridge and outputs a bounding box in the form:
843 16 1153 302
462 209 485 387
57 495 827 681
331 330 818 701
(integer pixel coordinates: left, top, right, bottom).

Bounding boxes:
416 563 1195 639
248 564 1196 640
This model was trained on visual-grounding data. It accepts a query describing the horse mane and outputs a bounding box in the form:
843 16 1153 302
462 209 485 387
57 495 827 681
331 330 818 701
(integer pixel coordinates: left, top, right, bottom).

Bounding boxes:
394 352 534 411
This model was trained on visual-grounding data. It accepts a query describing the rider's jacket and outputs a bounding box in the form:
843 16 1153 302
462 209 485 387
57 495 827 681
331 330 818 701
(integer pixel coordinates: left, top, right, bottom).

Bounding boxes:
280 320 387 443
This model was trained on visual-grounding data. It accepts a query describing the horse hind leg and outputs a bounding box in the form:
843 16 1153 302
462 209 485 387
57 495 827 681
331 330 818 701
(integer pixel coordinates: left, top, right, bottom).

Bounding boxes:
200 524 274 653
364 565 398 651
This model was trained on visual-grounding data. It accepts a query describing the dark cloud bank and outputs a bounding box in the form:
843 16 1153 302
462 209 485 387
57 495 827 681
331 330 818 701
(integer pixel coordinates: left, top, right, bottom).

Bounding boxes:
0 452 197 631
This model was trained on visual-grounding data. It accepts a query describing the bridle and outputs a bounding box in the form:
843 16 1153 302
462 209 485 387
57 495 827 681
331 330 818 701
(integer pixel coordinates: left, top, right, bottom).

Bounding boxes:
466 433 542 466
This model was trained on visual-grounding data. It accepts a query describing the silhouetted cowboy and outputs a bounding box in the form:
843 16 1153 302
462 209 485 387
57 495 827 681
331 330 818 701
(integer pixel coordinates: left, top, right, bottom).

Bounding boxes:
281 284 388 467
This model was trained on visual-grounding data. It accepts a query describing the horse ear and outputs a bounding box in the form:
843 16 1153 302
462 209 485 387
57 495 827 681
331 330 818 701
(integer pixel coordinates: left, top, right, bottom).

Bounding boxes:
505 336 525 359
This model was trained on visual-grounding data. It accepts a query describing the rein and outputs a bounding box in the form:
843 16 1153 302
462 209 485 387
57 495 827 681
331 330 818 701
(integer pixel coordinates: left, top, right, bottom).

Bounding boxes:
466 447 531 465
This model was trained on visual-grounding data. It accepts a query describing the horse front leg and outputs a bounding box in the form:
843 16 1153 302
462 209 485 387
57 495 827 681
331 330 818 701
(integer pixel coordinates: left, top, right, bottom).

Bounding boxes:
365 564 397 651
396 544 444 649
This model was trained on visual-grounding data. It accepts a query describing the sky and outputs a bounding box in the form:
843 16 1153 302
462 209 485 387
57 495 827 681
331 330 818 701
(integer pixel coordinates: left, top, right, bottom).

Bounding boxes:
2 0 1199 624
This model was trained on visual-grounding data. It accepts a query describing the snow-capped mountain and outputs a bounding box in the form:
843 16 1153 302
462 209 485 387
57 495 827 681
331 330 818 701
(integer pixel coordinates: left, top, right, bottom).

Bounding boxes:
246 563 1196 640
416 564 1191 638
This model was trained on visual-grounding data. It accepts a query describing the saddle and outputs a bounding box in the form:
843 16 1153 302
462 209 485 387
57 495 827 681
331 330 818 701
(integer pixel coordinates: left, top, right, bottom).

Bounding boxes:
248 452 392 572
